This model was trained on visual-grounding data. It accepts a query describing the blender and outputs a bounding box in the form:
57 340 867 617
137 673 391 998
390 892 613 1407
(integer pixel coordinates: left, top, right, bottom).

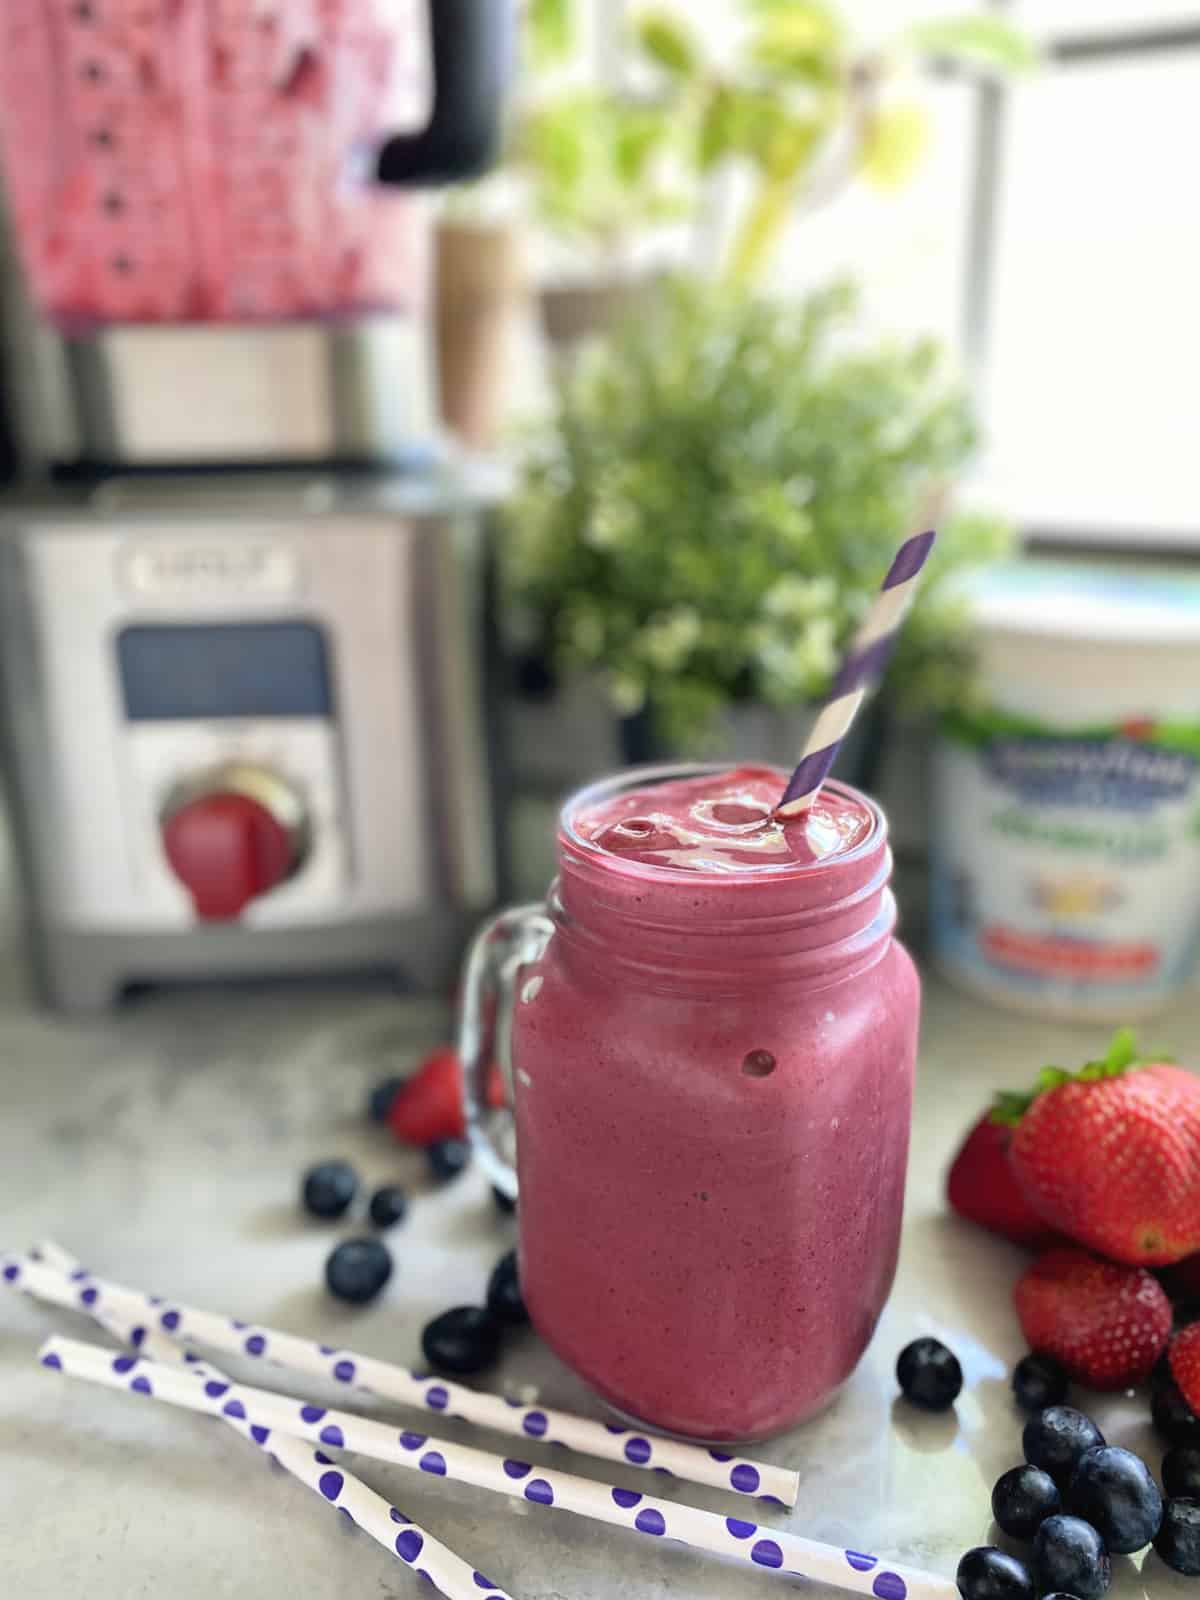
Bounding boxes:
0 0 510 465
0 0 515 1009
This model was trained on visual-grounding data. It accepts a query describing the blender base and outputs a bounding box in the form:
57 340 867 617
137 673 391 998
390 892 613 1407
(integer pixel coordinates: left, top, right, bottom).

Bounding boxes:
26 912 473 1013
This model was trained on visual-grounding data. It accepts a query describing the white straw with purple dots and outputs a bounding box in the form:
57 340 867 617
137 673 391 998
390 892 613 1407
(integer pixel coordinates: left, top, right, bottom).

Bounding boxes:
40 1332 958 1600
9 1249 512 1600
776 529 936 817
5 1247 796 1508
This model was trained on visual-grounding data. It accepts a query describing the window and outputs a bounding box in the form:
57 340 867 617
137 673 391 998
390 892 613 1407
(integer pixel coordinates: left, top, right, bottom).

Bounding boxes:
1014 1 1200 30
976 17 1200 545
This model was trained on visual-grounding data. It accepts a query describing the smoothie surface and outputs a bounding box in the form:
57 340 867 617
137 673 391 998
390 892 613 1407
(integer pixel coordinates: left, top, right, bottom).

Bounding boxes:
574 765 873 875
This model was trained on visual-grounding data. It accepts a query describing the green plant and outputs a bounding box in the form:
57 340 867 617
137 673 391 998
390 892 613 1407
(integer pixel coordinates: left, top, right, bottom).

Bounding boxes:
517 92 683 259
632 1 1037 284
461 3 1033 280
525 0 573 66
446 0 681 258
506 278 1010 745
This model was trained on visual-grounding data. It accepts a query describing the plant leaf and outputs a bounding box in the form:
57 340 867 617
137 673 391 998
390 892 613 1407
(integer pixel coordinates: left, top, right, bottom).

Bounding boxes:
697 84 737 171
726 90 823 179
613 103 669 184
763 113 826 181
860 102 929 189
745 0 841 44
906 14 1038 73
748 2 842 82
526 0 573 68
634 9 698 76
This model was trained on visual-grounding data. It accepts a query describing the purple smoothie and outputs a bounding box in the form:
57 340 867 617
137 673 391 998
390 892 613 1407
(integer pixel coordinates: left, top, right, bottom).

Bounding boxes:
510 764 919 1441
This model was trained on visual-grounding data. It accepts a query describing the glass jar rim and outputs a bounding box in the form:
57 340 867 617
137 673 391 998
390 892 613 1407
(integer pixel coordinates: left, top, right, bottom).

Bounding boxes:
559 761 884 887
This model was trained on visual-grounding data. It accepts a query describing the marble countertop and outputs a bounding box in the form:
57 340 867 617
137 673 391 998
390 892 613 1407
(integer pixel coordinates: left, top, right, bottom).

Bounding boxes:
0 931 1195 1600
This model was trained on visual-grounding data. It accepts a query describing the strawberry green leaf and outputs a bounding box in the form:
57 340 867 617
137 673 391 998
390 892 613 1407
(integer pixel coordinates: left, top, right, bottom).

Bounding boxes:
988 1028 1168 1123
1109 1026 1138 1068
990 1091 1032 1128
1102 1026 1137 1072
991 1071 1068 1125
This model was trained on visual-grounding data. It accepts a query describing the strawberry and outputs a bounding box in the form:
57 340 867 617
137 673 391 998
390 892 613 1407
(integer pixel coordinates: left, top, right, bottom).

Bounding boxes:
1170 1321 1200 1412
386 1047 505 1147
1015 1245 1172 1390
1003 1029 1200 1267
946 1112 1063 1250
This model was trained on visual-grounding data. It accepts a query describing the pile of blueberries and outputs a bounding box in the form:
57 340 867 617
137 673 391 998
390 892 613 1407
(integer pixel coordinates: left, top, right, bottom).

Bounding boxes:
295 1077 526 1378
897 1338 1200 1596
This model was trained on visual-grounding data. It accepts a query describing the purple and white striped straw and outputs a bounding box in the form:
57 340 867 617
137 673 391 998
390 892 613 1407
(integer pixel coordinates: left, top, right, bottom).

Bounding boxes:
776 529 936 818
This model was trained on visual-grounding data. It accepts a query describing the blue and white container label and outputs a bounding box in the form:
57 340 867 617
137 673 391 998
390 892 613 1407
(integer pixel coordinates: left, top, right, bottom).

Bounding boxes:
931 708 1200 1017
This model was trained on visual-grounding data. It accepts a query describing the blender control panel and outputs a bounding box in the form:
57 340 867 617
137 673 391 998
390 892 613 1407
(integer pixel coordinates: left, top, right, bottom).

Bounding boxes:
117 621 349 923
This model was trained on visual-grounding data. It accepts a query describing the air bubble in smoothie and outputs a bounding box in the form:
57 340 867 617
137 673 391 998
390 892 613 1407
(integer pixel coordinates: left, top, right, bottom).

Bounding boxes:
577 764 871 874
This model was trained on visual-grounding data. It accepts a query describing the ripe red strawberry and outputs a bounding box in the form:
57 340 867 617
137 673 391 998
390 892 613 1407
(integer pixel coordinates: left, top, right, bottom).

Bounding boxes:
1170 1322 1200 1412
1015 1245 1172 1390
947 1112 1063 1250
1004 1029 1200 1266
387 1047 505 1147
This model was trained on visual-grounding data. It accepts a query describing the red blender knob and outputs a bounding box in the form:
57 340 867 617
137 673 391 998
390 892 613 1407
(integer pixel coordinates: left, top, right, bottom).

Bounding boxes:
161 767 306 922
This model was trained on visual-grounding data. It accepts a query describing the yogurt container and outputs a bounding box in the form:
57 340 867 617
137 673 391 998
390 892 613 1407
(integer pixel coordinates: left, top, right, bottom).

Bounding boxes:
931 561 1200 1020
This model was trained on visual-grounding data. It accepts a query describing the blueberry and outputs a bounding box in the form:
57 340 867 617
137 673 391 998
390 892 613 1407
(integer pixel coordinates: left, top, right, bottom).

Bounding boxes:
302 1160 358 1220
1164 1446 1200 1499
492 1184 517 1216
896 1337 963 1411
427 1138 470 1183
1066 1445 1162 1554
1012 1352 1069 1413
486 1250 527 1326
1155 1498 1200 1576
954 1546 1035 1600
368 1185 409 1230
1153 1380 1200 1445
1023 1406 1106 1485
421 1305 503 1376
991 1464 1061 1540
1032 1515 1111 1600
325 1237 392 1305
1152 1348 1174 1390
367 1075 404 1124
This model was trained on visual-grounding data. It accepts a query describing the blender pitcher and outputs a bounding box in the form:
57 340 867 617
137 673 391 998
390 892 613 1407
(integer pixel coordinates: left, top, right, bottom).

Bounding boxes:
0 0 509 326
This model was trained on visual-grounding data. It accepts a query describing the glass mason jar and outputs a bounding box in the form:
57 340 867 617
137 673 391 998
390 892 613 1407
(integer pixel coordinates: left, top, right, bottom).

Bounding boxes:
462 764 919 1442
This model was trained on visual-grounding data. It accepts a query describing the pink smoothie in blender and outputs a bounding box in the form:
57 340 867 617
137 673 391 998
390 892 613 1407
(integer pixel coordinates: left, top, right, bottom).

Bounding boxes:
0 0 426 324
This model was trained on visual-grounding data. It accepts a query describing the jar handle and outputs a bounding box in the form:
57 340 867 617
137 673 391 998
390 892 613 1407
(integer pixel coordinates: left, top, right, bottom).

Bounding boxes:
459 903 553 1199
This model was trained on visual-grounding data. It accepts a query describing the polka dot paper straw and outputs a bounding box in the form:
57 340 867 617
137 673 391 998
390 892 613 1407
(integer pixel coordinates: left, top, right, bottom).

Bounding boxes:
40 1333 957 1600
777 529 936 818
10 1246 796 1508
7 1252 510 1600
